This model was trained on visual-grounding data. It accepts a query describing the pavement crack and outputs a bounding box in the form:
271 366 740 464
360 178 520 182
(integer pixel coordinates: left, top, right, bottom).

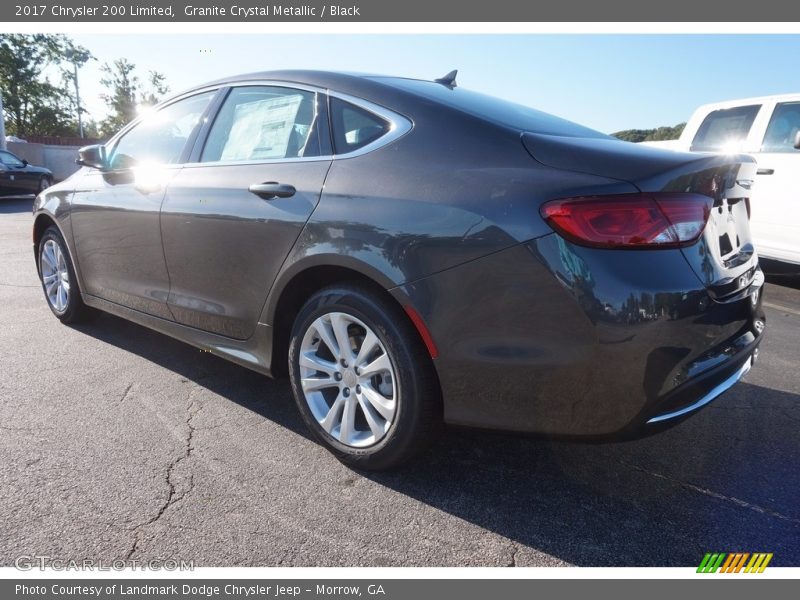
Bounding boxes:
507 542 519 567
124 382 203 560
118 383 134 404
620 460 800 525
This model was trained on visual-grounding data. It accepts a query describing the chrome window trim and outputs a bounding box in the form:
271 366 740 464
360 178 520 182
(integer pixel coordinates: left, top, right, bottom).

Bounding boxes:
182 154 332 169
181 80 413 168
102 79 414 170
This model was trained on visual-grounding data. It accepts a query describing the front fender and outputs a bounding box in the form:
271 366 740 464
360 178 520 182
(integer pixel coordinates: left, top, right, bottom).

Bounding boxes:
32 177 81 281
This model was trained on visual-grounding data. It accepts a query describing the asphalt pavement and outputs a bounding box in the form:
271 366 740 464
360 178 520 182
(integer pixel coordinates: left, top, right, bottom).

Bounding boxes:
1 196 798 567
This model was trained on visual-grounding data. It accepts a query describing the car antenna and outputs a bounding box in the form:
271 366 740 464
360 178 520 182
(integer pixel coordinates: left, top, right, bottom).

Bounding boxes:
434 69 458 88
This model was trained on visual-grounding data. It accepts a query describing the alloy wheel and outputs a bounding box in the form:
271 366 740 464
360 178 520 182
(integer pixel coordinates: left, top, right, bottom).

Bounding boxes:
299 311 397 448
40 239 70 313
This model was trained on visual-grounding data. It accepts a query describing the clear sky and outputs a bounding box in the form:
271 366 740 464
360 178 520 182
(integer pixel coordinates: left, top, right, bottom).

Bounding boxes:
66 34 800 134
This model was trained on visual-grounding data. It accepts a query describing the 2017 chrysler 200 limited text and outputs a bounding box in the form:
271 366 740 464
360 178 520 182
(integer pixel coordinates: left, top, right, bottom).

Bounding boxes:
33 70 766 469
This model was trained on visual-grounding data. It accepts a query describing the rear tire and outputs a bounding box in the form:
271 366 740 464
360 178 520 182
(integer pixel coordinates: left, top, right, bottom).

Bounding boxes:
38 226 95 323
288 283 441 470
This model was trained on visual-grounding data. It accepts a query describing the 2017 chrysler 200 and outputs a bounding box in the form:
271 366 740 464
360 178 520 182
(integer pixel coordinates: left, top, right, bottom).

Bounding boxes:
33 70 766 469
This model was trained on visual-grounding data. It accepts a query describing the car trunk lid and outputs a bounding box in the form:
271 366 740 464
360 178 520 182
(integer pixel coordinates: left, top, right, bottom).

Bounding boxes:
522 132 760 299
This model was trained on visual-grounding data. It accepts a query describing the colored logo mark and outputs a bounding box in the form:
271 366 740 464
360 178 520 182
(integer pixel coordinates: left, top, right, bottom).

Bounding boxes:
697 552 773 573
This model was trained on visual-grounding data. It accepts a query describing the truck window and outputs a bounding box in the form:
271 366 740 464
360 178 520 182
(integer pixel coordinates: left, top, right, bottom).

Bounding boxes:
690 105 760 151
761 102 800 152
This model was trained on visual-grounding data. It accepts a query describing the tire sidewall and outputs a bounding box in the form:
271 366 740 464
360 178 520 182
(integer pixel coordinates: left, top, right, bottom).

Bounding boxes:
289 285 433 468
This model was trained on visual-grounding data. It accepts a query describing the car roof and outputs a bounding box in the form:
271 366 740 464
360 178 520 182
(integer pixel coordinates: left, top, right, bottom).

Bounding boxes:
196 70 412 96
181 69 605 139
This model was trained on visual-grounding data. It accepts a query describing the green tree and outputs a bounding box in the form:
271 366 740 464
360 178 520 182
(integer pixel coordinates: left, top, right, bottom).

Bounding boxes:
61 44 95 136
99 58 169 137
0 34 92 138
612 123 686 143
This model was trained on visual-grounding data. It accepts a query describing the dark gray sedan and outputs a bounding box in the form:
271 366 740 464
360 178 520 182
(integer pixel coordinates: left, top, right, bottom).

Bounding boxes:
1 149 52 196
32 70 765 469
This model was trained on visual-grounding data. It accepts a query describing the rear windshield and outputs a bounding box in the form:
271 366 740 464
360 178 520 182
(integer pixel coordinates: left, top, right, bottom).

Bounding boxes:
690 105 760 151
378 77 610 139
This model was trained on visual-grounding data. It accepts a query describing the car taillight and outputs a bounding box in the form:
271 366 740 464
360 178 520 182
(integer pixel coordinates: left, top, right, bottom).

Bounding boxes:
540 193 713 249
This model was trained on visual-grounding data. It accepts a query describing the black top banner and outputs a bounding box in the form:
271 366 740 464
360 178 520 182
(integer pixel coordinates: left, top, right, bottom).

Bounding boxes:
4 0 800 22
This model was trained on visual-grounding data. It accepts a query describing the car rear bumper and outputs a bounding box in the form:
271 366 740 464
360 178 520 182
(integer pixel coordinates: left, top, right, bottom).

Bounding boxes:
392 233 765 437
646 349 754 425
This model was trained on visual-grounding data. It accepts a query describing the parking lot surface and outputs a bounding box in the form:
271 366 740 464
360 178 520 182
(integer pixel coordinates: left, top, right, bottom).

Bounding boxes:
1 197 799 567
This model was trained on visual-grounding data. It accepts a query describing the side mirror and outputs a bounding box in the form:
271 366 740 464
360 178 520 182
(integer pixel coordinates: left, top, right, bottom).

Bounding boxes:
22 159 28 166
76 144 108 170
794 131 800 150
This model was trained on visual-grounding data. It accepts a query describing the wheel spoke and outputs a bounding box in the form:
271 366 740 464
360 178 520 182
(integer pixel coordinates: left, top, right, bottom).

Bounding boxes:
357 396 386 439
43 273 57 284
299 351 337 376
56 285 66 311
330 313 354 362
361 384 395 421
41 248 55 270
45 279 58 296
360 352 391 378
320 393 346 433
355 330 379 367
339 396 356 443
301 375 337 392
313 317 341 359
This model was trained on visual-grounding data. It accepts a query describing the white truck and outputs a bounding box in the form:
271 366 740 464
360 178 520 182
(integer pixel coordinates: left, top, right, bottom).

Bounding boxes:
643 94 800 270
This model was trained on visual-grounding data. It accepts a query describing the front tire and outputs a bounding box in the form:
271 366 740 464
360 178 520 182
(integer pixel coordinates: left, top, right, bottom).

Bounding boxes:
38 226 94 323
288 284 441 470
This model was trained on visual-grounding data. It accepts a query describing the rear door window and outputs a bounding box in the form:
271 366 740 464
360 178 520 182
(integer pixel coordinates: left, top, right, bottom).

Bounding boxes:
761 102 800 152
690 105 760 151
201 86 322 162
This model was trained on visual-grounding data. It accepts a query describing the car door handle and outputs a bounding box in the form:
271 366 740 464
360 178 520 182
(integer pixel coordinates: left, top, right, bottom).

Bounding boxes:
248 182 296 200
757 168 775 175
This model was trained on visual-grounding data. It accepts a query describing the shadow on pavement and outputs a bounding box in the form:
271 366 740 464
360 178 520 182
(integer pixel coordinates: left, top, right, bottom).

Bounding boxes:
72 312 800 567
71 312 312 441
365 381 800 566
766 274 800 291
763 259 800 290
